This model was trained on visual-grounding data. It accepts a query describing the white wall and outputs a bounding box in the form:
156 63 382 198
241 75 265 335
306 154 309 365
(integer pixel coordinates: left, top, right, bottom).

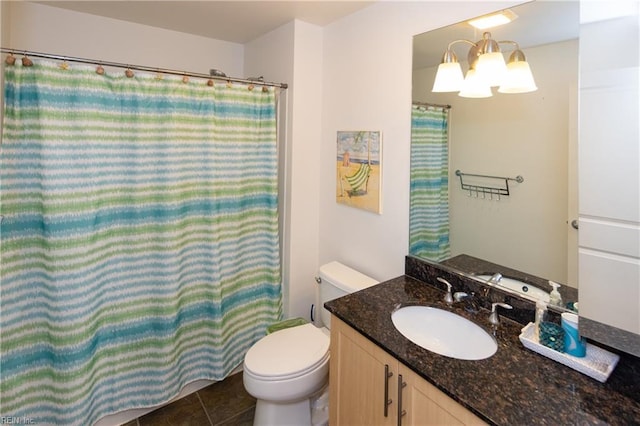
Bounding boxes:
412 40 578 286
245 21 297 317
319 1 519 282
286 21 324 320
1 0 9 136
4 2 243 75
0 1 7 43
245 20 324 321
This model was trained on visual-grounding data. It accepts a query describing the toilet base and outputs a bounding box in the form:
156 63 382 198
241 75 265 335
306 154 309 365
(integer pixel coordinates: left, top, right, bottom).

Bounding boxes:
253 397 311 426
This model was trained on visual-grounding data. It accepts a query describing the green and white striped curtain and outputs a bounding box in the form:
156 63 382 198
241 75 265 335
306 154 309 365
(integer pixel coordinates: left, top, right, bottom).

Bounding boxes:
409 104 451 261
0 60 282 425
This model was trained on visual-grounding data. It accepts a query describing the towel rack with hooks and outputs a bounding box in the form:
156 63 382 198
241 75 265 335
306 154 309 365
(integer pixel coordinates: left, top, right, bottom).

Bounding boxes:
455 169 524 200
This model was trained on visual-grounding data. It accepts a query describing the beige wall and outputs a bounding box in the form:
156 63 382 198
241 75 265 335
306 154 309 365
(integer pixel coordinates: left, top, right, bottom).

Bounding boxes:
412 39 579 286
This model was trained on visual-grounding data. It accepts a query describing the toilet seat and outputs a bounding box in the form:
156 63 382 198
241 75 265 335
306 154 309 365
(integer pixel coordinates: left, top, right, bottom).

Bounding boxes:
244 323 330 381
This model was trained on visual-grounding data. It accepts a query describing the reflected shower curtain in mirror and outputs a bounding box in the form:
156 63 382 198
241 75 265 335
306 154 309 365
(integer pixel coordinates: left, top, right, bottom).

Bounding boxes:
0 60 282 425
409 104 451 261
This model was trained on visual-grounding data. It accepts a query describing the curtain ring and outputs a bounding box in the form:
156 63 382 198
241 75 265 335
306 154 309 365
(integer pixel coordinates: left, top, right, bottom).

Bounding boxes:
60 60 69 70
182 74 189 84
248 84 255 91
96 64 105 75
226 79 232 88
125 67 134 78
5 52 16 66
206 79 214 87
21 54 33 67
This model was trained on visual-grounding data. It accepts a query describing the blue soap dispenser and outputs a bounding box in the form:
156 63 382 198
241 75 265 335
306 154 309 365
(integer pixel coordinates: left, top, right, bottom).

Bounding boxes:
561 312 587 357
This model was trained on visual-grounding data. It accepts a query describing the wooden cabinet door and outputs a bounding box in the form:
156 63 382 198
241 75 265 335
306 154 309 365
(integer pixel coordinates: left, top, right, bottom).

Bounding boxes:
399 365 486 426
330 316 397 426
330 316 486 426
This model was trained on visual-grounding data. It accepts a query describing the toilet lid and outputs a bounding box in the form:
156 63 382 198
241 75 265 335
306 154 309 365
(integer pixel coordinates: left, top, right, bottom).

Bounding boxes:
244 323 330 380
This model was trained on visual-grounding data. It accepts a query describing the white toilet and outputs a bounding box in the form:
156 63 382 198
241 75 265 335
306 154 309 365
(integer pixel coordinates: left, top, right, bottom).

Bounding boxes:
242 261 378 426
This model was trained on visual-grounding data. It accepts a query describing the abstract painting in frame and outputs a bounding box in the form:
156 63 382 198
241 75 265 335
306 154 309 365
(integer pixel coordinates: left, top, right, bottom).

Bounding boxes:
336 130 382 214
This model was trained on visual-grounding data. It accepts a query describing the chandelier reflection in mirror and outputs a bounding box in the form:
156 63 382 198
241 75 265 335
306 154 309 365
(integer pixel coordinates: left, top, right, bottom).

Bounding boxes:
432 30 537 98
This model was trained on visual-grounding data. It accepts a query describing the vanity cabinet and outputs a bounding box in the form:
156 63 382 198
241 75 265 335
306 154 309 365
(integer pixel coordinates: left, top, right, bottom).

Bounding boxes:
329 316 486 425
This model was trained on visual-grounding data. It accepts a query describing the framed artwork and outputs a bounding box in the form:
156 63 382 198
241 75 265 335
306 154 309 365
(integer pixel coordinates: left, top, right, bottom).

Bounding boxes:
336 130 382 214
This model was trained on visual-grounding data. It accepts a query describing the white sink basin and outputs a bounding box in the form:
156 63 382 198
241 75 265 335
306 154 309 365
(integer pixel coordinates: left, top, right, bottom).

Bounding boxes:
391 306 497 360
477 275 550 303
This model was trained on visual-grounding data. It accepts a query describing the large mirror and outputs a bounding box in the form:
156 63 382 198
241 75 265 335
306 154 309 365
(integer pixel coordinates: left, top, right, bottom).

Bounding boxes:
410 1 580 306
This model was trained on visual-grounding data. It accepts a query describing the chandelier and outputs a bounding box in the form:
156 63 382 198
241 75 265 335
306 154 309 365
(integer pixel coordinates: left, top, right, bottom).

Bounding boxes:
432 31 537 98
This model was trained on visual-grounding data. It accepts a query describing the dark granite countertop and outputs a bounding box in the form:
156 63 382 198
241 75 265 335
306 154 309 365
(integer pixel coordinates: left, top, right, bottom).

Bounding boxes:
324 275 640 425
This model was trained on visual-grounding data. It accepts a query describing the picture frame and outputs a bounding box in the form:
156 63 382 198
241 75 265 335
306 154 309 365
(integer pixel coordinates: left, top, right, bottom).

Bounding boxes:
336 130 382 214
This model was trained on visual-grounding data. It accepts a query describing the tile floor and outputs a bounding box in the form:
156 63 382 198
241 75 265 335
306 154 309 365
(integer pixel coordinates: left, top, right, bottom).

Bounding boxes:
122 372 255 426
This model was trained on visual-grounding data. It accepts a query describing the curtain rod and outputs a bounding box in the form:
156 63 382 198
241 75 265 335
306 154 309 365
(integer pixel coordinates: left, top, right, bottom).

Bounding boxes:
412 101 451 110
1 47 288 89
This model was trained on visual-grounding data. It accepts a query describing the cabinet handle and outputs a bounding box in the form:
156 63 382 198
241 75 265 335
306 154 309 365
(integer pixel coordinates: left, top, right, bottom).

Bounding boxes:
397 374 407 426
384 364 393 417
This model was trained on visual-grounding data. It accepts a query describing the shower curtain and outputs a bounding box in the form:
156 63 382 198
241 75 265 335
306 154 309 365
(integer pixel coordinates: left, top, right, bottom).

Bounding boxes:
409 104 451 261
0 60 282 425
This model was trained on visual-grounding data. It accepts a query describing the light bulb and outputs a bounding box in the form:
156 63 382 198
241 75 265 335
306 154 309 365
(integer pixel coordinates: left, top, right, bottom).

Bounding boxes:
498 54 537 93
432 62 464 92
475 52 507 87
458 69 492 98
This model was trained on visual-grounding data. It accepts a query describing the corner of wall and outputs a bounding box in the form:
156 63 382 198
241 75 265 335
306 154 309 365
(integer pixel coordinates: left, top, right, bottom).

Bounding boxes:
244 19 325 321
287 20 323 321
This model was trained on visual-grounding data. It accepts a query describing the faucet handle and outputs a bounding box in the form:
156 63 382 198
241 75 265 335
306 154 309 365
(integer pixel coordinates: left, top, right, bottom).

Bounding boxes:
453 291 469 302
437 277 453 305
486 273 503 285
489 302 513 325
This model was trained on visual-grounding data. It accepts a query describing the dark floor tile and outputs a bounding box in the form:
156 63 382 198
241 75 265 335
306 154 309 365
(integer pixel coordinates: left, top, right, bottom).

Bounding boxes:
198 372 256 424
216 406 255 426
138 392 211 426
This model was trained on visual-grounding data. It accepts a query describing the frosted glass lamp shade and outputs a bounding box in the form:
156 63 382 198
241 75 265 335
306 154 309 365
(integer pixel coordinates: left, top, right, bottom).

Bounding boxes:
498 60 537 93
458 69 492 98
432 62 464 92
475 52 507 87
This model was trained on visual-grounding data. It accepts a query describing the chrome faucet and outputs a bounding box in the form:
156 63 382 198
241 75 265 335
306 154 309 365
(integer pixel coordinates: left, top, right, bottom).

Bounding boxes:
488 302 513 325
437 277 453 305
486 273 503 285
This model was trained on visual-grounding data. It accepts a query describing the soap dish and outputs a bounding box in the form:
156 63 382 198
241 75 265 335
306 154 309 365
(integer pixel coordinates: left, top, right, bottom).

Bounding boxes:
519 322 620 383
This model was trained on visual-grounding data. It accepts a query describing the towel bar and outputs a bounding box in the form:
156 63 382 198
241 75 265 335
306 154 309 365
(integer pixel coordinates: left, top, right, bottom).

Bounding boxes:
455 169 524 199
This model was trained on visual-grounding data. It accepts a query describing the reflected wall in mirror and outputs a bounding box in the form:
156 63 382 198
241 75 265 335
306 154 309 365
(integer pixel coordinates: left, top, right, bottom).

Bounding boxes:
410 1 580 300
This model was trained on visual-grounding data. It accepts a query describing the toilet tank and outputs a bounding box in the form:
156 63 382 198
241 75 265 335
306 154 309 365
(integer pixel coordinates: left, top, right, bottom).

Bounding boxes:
317 261 378 329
